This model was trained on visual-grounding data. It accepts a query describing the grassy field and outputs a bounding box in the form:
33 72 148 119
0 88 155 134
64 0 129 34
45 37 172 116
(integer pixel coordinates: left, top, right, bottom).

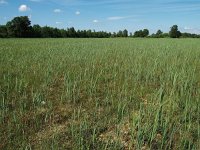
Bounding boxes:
0 38 200 149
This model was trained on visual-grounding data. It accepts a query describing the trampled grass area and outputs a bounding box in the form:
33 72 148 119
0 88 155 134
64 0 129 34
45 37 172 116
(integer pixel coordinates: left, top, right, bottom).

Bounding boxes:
0 38 200 149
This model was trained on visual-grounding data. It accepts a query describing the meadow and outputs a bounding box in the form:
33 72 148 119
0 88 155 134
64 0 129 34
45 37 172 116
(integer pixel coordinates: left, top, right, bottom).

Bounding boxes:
0 38 199 149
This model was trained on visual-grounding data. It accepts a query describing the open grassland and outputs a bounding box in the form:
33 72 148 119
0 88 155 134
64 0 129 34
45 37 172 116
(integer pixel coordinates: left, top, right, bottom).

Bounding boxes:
0 38 200 149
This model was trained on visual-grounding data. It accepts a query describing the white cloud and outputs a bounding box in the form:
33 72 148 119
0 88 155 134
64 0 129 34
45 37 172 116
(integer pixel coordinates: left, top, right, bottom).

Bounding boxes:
184 26 193 30
75 11 80 15
93 20 99 23
19 5 30 12
181 26 200 34
107 16 128 21
54 9 62 13
0 0 7 4
56 21 62 24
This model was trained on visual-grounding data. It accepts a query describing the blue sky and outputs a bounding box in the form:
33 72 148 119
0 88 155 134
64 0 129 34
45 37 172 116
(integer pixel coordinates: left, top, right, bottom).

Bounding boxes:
0 0 200 34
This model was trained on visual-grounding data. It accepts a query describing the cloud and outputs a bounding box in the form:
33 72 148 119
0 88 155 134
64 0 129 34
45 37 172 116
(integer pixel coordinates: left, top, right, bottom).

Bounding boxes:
0 0 7 4
181 26 200 34
54 9 62 13
107 16 130 21
56 21 62 24
75 11 80 15
184 26 193 30
93 20 99 23
19 5 30 12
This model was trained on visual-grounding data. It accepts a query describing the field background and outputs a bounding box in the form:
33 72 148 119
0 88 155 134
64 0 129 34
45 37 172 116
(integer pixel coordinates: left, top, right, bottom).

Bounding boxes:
0 38 200 149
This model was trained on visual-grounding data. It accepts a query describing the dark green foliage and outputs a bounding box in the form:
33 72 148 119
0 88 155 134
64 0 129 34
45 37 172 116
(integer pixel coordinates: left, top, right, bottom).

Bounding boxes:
169 25 181 38
41 26 54 38
0 16 200 38
32 25 42 37
152 30 164 38
156 30 163 36
116 29 128 37
123 29 128 37
143 29 149 37
162 33 170 38
151 30 164 38
0 25 7 38
6 16 32 37
181 32 200 38
117 30 123 37
134 29 149 37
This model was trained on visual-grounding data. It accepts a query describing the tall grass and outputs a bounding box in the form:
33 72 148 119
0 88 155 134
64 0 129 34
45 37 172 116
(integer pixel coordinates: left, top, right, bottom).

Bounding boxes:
0 38 199 149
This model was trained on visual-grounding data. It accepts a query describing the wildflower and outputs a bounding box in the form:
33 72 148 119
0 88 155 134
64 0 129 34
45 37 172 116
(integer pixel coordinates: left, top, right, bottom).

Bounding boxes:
41 101 46 105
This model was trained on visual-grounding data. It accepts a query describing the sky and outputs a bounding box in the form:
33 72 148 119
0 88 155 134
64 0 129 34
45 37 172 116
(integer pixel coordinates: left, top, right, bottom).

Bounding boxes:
0 0 200 34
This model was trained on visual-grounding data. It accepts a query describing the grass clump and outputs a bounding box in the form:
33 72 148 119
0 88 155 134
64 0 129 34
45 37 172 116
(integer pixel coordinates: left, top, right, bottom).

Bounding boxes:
0 38 200 149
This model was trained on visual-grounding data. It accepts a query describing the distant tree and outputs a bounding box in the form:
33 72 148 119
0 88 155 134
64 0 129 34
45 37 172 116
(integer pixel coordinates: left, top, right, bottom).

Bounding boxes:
86 30 92 38
83 30 87 38
117 30 123 37
32 24 42 37
162 33 169 38
150 29 164 38
112 32 117 37
143 29 149 37
169 25 181 38
59 29 67 37
134 30 142 37
134 29 149 37
156 30 163 35
123 29 128 37
108 32 112 38
6 16 31 37
156 29 163 38
67 27 76 37
181 32 200 38
41 26 53 37
0 25 8 38
52 28 62 38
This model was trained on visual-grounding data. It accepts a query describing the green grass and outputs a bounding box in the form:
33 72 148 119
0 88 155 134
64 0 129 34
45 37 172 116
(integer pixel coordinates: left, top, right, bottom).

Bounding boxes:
0 38 200 149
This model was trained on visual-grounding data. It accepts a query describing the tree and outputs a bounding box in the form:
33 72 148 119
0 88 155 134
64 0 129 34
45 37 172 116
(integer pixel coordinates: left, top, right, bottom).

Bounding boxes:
156 29 163 38
0 25 8 38
123 29 128 37
134 29 149 37
134 30 143 37
112 32 117 37
32 24 42 37
156 30 163 35
143 29 149 37
60 29 68 37
86 30 92 38
117 30 123 37
52 28 62 38
169 25 181 38
41 26 53 37
6 16 31 37
67 27 76 37
162 33 169 38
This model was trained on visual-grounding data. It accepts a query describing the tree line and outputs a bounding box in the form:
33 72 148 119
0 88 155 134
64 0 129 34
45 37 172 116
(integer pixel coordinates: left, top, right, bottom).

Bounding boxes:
0 16 200 38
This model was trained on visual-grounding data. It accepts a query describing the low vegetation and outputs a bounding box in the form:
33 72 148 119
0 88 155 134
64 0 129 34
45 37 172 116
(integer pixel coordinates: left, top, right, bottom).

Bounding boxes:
0 16 200 38
0 38 200 149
